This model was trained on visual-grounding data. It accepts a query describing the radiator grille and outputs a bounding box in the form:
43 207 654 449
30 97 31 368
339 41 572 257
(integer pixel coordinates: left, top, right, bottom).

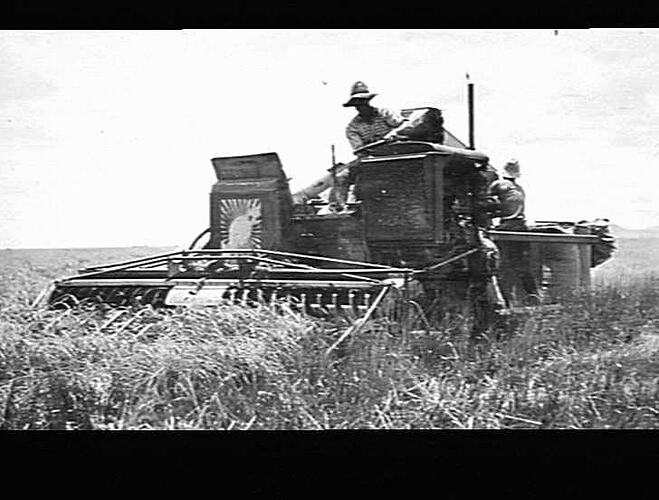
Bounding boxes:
357 161 432 241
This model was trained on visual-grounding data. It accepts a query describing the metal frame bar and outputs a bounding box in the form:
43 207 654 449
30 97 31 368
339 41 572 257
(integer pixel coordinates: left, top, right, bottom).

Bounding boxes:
81 247 390 272
412 248 479 275
58 248 412 286
167 255 384 284
489 230 599 244
57 278 383 288
80 249 183 271
89 247 395 269
257 268 410 274
325 285 391 356
186 248 401 269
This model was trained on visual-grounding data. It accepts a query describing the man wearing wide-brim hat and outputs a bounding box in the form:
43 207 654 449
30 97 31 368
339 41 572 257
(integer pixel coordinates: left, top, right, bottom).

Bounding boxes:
488 159 525 228
343 81 406 154
329 82 406 211
488 159 540 305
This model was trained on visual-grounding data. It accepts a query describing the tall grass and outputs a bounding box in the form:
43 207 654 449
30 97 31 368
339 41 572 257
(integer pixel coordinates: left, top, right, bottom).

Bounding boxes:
1 247 658 429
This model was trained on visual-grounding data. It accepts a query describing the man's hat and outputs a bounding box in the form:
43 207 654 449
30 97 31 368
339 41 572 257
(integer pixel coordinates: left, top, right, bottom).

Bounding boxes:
342 81 377 107
502 159 521 178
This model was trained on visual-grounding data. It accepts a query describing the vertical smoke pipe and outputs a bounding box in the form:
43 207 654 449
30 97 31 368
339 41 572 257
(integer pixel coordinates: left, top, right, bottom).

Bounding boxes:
468 81 475 150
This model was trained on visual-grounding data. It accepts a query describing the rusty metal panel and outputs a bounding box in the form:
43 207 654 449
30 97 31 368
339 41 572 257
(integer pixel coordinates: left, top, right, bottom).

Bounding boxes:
360 142 489 163
542 242 580 299
424 155 445 243
207 153 294 251
529 242 543 287
289 214 368 263
210 152 286 181
356 157 433 242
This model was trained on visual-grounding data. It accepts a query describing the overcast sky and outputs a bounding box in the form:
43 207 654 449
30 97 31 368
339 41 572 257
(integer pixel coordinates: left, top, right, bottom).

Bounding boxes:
1 29 658 248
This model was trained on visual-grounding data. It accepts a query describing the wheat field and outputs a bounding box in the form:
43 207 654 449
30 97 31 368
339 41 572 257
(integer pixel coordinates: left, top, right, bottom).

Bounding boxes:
0 239 658 429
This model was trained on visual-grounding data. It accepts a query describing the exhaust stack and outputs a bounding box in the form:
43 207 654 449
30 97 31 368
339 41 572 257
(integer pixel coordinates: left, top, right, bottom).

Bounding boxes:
468 80 475 150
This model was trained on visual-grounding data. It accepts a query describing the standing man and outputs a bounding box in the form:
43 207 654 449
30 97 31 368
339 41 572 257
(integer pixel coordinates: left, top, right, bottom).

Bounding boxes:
488 159 540 305
331 81 406 209
489 160 527 231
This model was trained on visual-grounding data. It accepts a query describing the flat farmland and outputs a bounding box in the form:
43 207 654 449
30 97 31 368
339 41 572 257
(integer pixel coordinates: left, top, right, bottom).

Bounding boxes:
0 246 176 292
593 237 659 284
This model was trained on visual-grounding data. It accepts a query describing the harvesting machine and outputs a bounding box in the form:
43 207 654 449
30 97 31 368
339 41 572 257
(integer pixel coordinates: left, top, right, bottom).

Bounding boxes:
40 100 615 330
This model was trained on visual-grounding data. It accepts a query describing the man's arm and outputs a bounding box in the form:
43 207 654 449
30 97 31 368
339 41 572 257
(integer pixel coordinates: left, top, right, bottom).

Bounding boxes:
487 179 502 197
346 123 364 152
484 180 505 218
381 108 407 140
381 107 406 128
